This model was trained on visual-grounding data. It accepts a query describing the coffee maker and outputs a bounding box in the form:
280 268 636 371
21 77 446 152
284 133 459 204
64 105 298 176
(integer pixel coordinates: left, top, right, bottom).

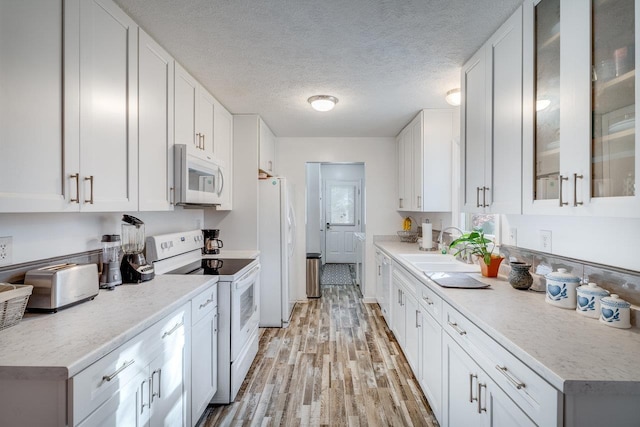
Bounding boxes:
203 229 223 255
100 234 122 289
120 215 154 283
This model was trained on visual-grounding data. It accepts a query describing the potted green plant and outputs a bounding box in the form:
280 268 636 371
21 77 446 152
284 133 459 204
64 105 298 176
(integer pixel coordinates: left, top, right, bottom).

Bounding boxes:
449 229 503 277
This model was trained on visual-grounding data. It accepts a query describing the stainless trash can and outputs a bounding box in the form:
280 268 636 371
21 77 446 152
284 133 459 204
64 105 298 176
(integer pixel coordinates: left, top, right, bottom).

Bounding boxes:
306 253 322 298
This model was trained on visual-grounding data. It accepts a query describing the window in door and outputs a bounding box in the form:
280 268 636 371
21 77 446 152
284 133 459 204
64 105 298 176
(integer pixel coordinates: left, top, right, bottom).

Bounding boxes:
329 184 355 225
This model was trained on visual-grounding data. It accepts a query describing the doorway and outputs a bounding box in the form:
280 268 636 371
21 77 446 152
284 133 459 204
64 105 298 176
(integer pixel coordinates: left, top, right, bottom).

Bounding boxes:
305 163 365 287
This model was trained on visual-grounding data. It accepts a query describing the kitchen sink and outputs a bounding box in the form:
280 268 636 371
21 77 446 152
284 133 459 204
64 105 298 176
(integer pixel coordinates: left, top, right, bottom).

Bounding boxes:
412 261 480 273
399 253 457 263
399 253 481 273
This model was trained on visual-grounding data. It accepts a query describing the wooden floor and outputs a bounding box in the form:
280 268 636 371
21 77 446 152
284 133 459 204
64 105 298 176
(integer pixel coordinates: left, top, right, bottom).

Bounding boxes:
199 283 438 426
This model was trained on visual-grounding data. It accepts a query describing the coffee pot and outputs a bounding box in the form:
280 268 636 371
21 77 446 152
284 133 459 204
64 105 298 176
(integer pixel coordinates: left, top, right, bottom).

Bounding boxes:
203 229 223 255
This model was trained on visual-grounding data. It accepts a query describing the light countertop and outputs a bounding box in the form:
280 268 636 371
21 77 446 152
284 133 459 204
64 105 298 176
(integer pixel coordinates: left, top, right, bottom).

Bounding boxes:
375 241 640 395
0 275 217 380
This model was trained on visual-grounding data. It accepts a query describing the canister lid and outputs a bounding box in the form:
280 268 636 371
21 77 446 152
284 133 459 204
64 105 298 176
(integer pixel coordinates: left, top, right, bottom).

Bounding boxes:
101 234 121 242
577 282 609 296
600 294 631 308
545 268 581 283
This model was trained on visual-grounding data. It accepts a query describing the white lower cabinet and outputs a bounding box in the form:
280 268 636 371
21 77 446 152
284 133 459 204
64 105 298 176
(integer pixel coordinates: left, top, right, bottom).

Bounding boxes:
387 259 561 427
190 285 218 426
442 333 535 427
72 303 191 427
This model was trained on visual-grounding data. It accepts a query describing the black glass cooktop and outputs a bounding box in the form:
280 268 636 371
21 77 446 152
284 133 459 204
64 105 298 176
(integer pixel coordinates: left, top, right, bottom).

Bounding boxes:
166 258 255 276
200 258 254 275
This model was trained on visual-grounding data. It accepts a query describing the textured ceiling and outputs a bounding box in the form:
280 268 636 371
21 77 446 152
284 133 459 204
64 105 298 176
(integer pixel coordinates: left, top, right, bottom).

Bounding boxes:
114 0 522 137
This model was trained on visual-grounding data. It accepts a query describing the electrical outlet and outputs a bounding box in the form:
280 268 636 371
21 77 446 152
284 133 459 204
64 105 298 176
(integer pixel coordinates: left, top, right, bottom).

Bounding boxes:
540 230 552 252
509 228 517 246
0 236 13 266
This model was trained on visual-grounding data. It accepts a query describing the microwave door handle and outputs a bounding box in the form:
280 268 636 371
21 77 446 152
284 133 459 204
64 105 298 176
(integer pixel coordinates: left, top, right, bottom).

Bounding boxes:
217 168 224 197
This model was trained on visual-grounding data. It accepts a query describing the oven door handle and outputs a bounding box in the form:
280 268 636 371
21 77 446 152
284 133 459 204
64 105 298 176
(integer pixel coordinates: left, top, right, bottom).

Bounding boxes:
235 265 261 291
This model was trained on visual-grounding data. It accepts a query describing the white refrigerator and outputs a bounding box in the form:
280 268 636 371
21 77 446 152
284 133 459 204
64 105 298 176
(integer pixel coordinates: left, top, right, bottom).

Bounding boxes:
259 177 296 327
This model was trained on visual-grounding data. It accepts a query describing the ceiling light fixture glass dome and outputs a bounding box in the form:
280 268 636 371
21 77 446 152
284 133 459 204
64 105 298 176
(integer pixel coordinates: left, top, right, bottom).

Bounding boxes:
445 88 461 106
308 95 339 112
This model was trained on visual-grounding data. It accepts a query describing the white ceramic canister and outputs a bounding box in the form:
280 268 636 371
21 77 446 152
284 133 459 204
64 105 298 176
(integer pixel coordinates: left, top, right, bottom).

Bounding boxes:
599 294 631 329
576 282 610 318
545 268 581 309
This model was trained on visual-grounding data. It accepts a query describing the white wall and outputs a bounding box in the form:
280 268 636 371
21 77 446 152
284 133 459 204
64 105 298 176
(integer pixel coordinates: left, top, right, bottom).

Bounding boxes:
305 163 321 253
276 137 398 302
0 210 204 264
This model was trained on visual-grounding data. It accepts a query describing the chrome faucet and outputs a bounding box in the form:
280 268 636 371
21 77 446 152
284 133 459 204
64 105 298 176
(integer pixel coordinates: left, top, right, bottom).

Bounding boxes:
437 226 464 254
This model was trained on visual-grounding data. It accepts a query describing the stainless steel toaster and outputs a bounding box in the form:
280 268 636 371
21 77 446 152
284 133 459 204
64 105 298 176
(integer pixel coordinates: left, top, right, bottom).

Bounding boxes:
24 263 99 312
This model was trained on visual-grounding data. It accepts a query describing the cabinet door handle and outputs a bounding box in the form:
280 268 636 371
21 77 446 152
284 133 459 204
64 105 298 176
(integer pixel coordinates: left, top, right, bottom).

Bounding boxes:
101 359 134 383
573 173 584 207
483 187 489 207
476 187 482 208
417 195 421 208
399 198 403 208
422 296 433 305
140 378 150 414
447 321 466 335
558 175 569 207
151 368 162 400
202 134 206 150
495 365 526 389
195 133 201 148
70 173 80 203
469 373 478 403
169 187 175 205
378 265 381 275
415 310 421 328
477 382 487 413
214 312 218 334
162 320 183 339
84 176 94 204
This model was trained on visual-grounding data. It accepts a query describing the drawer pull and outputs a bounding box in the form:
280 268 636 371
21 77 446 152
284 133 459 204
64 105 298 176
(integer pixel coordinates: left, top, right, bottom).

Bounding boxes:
422 296 434 305
199 298 214 309
495 365 526 389
102 359 134 383
162 321 184 339
447 321 467 336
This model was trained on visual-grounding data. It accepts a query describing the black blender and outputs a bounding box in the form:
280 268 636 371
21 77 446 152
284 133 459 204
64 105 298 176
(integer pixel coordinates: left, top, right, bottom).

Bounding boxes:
120 215 155 283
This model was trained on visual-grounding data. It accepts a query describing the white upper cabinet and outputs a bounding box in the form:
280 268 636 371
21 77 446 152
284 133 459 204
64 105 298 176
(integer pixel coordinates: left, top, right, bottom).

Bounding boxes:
214 101 233 210
138 29 175 211
0 0 77 212
259 118 276 176
523 0 639 216
462 5 523 214
397 110 453 212
78 0 138 212
174 63 219 161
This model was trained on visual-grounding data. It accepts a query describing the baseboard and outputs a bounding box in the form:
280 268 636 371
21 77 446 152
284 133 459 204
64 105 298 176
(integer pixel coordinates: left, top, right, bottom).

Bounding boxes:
362 297 378 304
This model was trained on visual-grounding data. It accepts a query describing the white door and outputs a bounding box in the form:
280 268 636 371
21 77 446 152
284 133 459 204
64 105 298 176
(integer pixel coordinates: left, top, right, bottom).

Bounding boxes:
324 180 361 263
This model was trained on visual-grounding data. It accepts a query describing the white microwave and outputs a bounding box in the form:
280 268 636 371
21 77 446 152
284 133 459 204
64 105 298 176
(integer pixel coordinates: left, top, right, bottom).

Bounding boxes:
174 144 225 206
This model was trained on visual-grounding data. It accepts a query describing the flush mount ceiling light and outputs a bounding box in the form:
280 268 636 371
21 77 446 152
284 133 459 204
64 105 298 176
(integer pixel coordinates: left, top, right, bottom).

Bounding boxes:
445 88 461 106
308 95 339 112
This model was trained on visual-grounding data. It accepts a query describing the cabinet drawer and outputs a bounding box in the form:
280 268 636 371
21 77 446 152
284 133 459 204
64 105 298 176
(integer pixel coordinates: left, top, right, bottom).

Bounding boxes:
71 330 150 424
192 284 217 325
392 263 417 297
443 302 560 427
418 282 442 324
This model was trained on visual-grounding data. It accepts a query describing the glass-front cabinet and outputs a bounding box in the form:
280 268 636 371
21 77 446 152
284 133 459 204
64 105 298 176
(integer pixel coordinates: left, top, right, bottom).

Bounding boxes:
523 0 639 216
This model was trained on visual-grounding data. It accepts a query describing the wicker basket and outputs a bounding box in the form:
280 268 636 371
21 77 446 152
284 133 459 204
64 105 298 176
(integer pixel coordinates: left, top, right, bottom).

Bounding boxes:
397 230 419 243
0 283 33 331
